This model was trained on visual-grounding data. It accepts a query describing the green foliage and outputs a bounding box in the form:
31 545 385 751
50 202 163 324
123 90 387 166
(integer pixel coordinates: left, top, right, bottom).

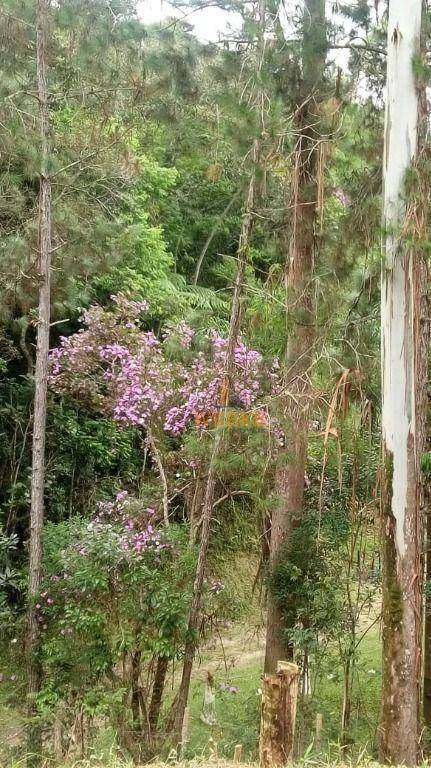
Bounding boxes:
412 52 431 88
38 512 195 705
271 413 379 666
0 0 390 762
421 452 431 479
45 402 143 520
270 509 348 645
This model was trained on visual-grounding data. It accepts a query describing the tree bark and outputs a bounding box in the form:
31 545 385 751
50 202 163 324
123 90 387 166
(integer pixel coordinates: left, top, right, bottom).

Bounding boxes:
26 0 52 760
171 146 259 740
424 504 431 728
340 652 353 750
53 713 63 762
259 661 299 767
130 649 142 731
264 0 327 674
148 655 169 731
379 2 425 764
147 429 169 527
187 472 206 544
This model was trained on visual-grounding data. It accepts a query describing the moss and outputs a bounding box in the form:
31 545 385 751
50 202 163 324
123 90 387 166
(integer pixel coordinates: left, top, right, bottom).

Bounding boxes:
421 451 431 478
381 450 403 628
384 450 394 505
386 579 403 628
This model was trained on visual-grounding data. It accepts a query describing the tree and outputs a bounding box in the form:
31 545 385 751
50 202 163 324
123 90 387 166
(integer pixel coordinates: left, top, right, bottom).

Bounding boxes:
171 147 259 741
48 290 278 755
379 1 426 764
26 0 52 759
264 0 327 673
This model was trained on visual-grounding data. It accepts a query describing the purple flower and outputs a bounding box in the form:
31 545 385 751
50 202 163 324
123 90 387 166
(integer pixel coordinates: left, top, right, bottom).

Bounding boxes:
210 579 224 595
334 188 351 206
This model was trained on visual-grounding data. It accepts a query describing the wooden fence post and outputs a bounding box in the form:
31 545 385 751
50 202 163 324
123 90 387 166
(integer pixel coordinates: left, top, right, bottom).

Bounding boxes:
53 715 63 762
315 713 323 749
234 743 243 763
208 736 218 759
180 706 189 758
259 661 299 767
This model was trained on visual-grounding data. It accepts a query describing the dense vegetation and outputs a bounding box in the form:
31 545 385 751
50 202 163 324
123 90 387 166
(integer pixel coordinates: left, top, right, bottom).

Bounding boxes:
0 0 429 766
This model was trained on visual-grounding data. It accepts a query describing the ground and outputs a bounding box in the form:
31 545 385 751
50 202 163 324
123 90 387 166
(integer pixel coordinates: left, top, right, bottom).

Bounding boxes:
0 606 382 764
183 616 381 762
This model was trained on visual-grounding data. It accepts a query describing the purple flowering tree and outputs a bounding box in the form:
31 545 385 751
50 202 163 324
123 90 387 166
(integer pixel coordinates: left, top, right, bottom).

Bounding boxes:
37 490 196 759
50 294 277 527
51 295 267 437
48 293 282 747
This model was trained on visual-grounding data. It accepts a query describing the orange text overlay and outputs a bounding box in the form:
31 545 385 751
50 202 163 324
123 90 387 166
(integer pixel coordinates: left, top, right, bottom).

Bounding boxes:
193 409 265 429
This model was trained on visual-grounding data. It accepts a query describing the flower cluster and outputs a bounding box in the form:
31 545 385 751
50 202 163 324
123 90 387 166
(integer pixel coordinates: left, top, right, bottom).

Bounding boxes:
50 297 176 427
209 579 224 595
34 490 172 649
163 336 265 435
334 188 351 207
164 321 195 349
91 490 168 557
50 295 278 438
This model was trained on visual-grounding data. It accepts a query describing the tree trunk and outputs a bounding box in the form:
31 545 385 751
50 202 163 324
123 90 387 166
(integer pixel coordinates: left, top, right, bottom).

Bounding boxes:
264 0 327 674
147 429 169 528
379 2 425 764
340 652 353 750
26 0 52 760
148 655 169 731
259 661 299 767
188 472 206 544
424 507 431 728
53 714 63 762
171 147 259 740
73 710 85 760
130 649 142 732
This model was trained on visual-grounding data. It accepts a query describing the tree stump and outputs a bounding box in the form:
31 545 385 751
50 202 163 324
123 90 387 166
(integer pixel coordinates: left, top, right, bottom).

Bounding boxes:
208 737 218 759
180 706 189 758
201 671 217 725
259 661 299 767
53 714 63 762
315 713 323 749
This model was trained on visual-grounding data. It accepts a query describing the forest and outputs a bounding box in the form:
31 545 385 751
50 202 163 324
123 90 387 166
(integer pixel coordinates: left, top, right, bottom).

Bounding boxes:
0 0 429 766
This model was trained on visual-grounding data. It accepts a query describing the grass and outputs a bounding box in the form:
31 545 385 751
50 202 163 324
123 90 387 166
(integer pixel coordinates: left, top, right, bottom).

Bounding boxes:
306 629 381 756
0 620 382 766
184 625 381 763
184 661 262 761
0 760 385 768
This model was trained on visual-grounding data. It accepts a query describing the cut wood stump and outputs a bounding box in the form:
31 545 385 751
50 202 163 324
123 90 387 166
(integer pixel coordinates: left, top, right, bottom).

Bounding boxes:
259 661 299 767
208 737 218 760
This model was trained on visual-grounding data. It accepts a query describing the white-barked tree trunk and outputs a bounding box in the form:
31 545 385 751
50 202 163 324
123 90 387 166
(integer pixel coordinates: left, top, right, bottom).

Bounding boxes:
379 2 425 764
